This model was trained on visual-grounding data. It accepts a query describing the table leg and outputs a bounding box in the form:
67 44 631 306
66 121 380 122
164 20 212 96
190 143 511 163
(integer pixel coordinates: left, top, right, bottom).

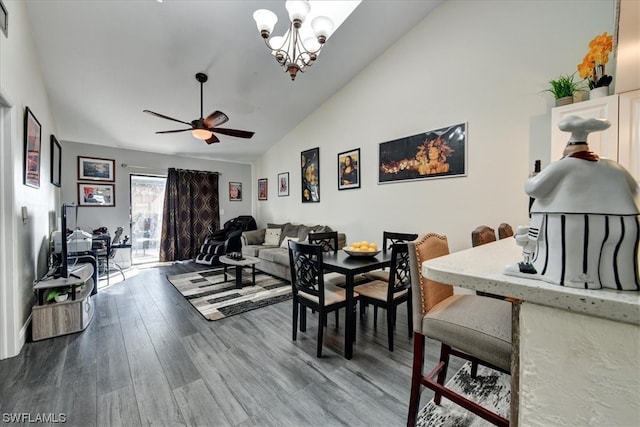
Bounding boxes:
252 264 256 285
223 265 228 282
345 274 355 359
235 266 243 289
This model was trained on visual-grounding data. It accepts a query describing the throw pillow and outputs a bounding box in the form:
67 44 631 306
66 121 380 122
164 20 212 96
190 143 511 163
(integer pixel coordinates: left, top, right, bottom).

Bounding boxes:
263 228 282 246
280 236 299 248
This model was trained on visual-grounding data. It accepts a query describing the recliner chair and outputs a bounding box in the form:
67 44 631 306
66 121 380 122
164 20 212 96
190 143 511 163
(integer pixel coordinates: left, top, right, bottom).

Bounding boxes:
195 215 257 266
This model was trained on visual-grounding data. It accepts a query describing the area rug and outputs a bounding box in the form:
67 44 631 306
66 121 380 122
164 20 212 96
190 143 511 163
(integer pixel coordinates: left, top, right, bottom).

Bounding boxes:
416 362 511 426
166 268 291 321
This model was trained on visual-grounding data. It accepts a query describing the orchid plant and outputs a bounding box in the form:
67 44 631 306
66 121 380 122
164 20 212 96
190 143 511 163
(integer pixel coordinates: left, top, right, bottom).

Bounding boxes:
577 32 613 89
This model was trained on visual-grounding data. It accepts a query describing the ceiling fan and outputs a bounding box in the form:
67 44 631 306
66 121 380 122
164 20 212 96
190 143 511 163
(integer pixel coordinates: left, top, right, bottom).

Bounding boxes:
143 73 255 145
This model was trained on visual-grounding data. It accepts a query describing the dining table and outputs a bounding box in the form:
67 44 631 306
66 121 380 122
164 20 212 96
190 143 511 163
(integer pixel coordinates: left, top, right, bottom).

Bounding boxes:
321 250 393 359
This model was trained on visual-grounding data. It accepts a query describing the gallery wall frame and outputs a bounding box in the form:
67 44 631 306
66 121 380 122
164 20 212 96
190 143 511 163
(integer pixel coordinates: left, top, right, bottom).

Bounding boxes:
78 183 115 207
277 172 289 197
338 148 360 190
78 156 115 182
229 182 242 201
378 122 467 184
258 178 268 200
301 147 319 203
24 106 42 188
50 135 61 187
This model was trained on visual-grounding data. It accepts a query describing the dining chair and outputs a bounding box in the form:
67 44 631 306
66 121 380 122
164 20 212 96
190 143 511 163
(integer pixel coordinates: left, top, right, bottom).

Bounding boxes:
471 225 497 247
498 223 514 239
288 240 355 357
406 233 511 426
363 231 418 282
354 242 412 351
309 231 367 289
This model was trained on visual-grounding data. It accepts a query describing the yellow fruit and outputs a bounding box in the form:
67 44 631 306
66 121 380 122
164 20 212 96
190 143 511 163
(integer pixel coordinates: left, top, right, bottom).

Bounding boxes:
367 247 375 252
369 243 378 250
360 241 369 246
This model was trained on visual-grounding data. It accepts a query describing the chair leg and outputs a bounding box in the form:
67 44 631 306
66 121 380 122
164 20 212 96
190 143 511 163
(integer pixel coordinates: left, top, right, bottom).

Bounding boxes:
317 311 325 358
373 306 378 328
471 360 479 378
359 301 367 319
407 332 425 427
301 306 307 332
292 300 298 341
434 344 451 405
335 309 339 328
387 306 395 351
407 297 413 339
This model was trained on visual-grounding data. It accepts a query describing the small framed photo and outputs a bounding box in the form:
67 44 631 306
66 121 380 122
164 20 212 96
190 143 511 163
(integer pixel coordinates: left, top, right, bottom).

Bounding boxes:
24 107 42 188
50 135 61 187
78 156 115 182
229 182 242 201
338 148 360 190
78 183 115 207
277 172 289 197
258 178 268 200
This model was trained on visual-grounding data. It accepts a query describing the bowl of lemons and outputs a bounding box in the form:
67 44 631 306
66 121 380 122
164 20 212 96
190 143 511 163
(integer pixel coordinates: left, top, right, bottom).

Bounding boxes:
343 241 381 257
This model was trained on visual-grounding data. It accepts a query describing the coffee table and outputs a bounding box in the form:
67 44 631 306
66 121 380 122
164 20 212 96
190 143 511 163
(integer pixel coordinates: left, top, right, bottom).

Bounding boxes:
219 255 261 289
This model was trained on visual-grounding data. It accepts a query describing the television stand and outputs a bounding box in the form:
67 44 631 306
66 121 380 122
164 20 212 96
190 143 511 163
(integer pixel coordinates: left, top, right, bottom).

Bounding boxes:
32 263 95 341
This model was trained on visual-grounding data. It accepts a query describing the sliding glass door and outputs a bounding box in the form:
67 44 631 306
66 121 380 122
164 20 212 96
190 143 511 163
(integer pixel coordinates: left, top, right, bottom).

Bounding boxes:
130 175 166 265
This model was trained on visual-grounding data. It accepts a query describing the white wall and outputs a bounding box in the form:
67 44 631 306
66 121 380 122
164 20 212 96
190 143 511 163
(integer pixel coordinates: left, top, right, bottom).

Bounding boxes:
0 0 59 358
254 0 616 253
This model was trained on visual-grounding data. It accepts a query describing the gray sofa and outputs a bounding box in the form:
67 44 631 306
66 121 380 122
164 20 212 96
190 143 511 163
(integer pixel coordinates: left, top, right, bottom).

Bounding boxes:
241 222 346 281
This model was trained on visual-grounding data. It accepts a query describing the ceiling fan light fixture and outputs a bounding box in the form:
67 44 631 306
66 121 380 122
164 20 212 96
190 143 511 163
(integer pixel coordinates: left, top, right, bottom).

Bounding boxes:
192 128 213 140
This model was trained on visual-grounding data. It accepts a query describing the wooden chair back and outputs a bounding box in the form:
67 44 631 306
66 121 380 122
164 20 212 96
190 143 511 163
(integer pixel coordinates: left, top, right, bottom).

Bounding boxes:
383 231 419 252
498 223 514 239
308 231 339 253
471 225 496 247
408 233 453 333
288 240 326 304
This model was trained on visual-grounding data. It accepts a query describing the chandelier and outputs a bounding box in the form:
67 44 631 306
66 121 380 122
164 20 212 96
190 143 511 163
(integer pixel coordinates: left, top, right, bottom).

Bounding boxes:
253 0 334 81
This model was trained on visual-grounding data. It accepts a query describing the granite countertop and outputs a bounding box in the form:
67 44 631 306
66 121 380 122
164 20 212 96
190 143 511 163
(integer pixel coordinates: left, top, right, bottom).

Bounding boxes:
422 238 640 325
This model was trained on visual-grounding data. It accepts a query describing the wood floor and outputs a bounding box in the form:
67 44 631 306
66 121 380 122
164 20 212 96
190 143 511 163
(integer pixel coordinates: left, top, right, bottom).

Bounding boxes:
0 262 463 427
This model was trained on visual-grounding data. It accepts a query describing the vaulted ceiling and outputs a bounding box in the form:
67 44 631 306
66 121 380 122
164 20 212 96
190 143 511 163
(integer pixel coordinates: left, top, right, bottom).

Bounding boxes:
25 0 443 163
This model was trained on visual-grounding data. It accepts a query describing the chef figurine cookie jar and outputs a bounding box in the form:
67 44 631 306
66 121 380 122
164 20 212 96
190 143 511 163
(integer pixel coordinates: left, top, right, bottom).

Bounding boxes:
505 115 639 290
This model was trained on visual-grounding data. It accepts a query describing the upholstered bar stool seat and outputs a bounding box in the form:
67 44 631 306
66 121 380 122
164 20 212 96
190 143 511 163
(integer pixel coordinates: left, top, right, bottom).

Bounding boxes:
424 294 511 372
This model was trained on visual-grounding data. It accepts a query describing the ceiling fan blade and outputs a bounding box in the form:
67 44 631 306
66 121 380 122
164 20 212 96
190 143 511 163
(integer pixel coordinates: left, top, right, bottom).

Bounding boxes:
205 134 220 145
204 111 229 128
211 127 255 139
143 110 192 126
156 129 192 134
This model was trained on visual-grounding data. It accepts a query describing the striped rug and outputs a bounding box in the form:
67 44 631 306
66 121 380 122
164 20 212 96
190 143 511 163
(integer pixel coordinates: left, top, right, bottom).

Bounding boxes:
166 268 291 321
416 362 511 426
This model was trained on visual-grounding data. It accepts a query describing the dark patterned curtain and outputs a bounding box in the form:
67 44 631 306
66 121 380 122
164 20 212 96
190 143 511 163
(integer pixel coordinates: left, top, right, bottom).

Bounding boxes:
159 168 220 261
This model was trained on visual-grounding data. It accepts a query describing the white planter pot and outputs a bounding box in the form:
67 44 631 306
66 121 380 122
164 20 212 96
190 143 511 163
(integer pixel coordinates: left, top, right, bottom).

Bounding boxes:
589 86 609 99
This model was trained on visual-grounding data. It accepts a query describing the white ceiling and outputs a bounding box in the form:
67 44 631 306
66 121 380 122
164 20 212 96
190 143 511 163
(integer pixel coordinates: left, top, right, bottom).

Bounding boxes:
25 0 443 163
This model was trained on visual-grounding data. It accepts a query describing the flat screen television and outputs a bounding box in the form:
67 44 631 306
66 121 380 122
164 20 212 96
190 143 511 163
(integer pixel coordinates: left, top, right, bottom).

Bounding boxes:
56 203 70 278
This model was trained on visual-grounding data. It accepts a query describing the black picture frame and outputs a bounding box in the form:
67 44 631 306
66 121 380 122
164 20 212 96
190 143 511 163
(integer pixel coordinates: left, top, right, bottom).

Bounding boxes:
378 122 467 184
24 106 42 188
277 172 289 196
50 135 61 187
338 148 360 190
301 147 319 203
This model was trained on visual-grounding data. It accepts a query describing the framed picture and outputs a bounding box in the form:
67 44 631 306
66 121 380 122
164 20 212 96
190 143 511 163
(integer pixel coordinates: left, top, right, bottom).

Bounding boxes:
78 183 115 207
229 182 242 201
277 172 289 197
258 178 268 200
338 148 360 190
50 135 61 187
301 147 319 203
23 106 42 188
78 156 115 182
0 0 7 38
378 122 467 184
